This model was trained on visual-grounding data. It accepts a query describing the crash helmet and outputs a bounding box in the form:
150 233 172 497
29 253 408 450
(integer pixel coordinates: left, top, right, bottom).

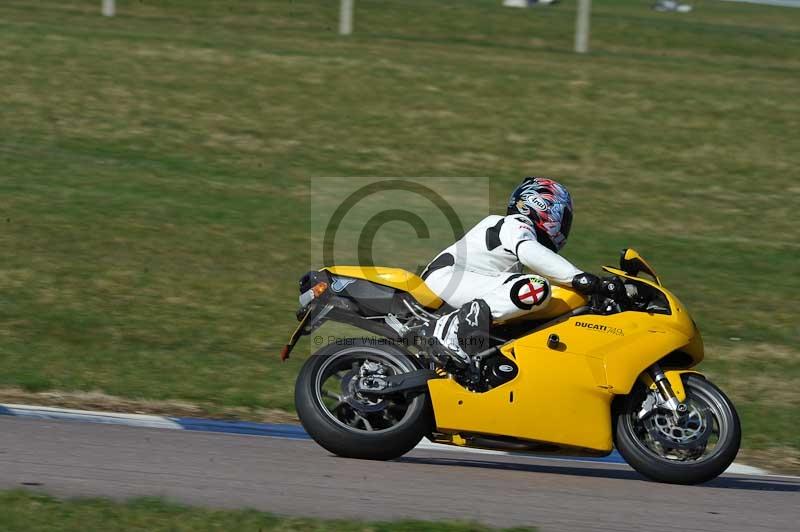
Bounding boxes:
507 177 574 252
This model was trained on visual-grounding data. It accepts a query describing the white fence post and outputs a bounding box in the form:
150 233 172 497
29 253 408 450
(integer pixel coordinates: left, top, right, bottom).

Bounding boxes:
339 0 354 36
102 0 115 17
575 0 591 53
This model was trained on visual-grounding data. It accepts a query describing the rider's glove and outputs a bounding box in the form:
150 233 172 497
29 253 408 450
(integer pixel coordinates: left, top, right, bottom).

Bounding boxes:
571 272 600 295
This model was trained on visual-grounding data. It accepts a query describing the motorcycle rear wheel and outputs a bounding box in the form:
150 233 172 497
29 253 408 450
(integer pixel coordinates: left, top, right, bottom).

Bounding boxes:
615 374 741 485
295 338 433 461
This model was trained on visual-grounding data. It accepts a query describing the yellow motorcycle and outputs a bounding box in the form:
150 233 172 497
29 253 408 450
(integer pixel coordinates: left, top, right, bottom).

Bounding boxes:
282 249 741 485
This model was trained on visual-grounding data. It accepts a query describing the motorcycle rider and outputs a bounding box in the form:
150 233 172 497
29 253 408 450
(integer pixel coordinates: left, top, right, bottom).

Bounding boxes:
421 176 600 366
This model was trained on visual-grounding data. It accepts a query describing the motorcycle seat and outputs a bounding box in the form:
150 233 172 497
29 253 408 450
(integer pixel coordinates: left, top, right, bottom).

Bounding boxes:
324 266 443 309
323 266 587 319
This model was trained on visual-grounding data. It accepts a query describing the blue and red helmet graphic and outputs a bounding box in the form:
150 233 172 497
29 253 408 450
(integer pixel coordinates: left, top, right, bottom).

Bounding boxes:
507 177 574 252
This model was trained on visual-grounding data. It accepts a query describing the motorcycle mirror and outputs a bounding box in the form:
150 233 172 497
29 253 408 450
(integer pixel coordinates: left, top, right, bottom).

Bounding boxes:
619 248 661 285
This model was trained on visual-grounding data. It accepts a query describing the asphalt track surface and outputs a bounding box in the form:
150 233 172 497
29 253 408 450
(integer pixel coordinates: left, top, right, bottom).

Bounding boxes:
1 417 798 531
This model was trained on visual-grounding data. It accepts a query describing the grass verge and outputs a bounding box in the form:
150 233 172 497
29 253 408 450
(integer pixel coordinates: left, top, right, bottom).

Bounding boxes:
0 490 534 532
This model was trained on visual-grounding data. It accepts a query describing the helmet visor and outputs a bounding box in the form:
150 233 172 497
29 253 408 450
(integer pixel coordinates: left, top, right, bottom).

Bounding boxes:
560 205 573 241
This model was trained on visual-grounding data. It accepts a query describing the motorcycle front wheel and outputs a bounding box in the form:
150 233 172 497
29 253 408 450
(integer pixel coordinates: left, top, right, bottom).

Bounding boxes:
615 374 741 485
295 338 433 461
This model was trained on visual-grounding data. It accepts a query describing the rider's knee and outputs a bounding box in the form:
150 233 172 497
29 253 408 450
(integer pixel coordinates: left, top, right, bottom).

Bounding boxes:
509 274 551 312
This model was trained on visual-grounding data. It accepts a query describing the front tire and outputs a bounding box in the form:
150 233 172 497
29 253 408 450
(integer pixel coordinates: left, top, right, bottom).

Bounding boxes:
295 339 433 461
614 374 741 485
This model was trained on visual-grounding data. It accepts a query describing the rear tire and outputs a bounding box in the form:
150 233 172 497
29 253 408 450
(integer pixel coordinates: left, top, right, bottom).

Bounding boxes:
295 338 433 461
614 375 741 485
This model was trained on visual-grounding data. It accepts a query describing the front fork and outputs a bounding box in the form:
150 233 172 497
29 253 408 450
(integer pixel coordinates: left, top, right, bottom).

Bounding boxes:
640 364 689 420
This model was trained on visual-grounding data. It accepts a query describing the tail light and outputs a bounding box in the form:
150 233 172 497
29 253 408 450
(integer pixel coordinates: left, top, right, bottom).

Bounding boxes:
299 281 328 307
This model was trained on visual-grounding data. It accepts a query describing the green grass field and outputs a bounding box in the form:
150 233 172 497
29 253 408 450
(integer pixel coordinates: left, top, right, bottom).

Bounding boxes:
0 490 532 532
1 0 798 471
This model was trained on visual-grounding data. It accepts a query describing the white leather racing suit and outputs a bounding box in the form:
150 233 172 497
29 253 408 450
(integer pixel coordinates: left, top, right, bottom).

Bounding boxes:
422 214 582 322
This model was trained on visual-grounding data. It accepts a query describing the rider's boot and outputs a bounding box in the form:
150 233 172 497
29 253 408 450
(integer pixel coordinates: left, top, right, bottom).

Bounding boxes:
424 299 492 369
